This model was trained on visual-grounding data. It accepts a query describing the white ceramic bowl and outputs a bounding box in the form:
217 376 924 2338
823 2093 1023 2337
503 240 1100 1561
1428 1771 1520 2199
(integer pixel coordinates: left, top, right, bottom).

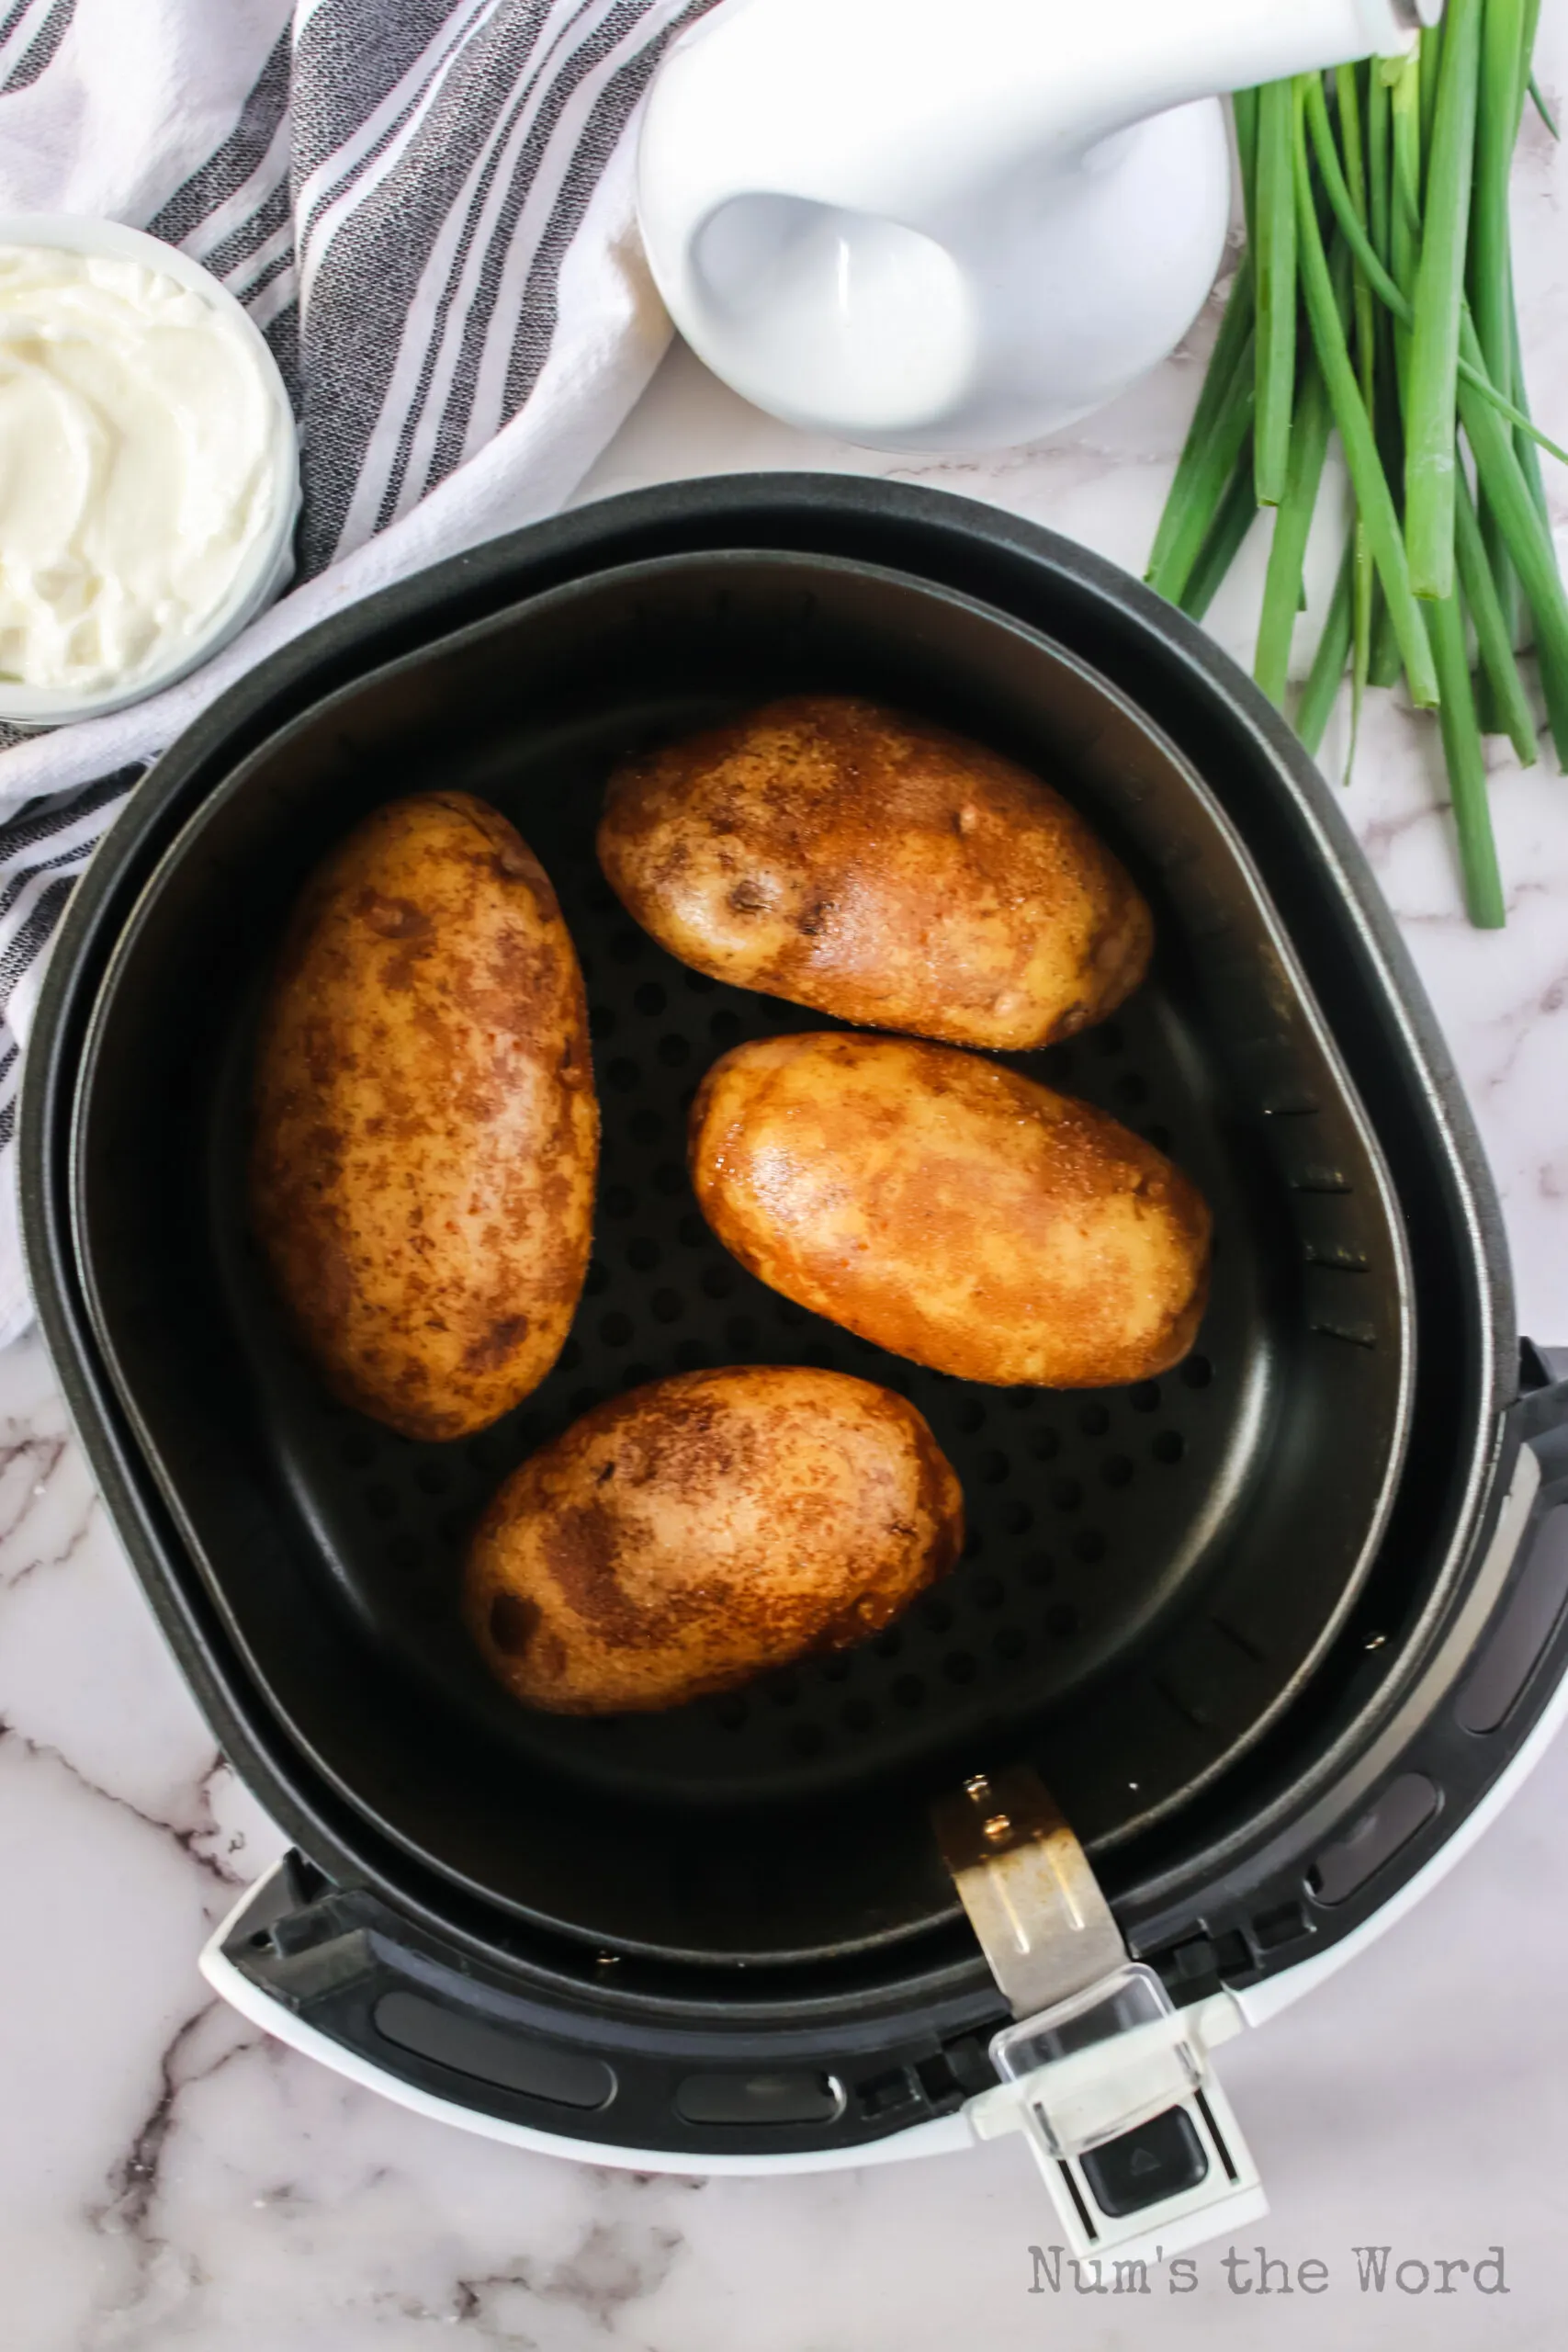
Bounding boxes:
0 213 301 728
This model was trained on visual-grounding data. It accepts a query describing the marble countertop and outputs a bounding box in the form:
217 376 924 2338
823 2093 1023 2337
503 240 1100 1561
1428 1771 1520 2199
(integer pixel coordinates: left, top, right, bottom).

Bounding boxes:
8 44 1568 2351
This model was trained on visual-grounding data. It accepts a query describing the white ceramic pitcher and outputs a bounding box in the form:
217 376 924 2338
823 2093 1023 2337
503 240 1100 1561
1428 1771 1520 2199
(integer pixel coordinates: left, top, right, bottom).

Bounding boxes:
637 0 1441 451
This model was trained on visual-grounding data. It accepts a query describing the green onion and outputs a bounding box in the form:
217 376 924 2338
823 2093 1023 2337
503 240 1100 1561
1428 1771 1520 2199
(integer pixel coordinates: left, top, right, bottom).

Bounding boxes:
1348 527 1374 767
1473 4 1523 410
1146 258 1254 587
1428 590 1507 927
1296 536 1357 759
1293 81 1438 707
1234 85 1260 233
1146 331 1256 605
1473 0 1525 639
1256 345 1334 705
1476 2 1523 404
1506 300 1568 767
1368 587 1405 692
1255 79 1298 504
1305 72 1568 458
1179 450 1259 621
1458 309 1568 739
1454 465 1539 763
1529 70 1559 138
1369 64 1393 270
1508 0 1567 757
1337 64 1378 769
1420 11 1445 160
1145 3 1568 928
1406 0 1483 600
1392 45 1425 300
1519 0 1544 130
1368 68 1405 705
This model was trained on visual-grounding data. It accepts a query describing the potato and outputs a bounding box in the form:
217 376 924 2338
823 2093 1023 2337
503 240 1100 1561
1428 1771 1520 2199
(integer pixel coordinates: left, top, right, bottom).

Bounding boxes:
598 695 1152 1050
464 1367 964 1713
689 1034 1211 1389
250 792 597 1441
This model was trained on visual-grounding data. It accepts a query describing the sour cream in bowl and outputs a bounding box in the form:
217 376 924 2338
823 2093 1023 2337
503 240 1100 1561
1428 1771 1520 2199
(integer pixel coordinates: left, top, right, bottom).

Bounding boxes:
0 215 299 726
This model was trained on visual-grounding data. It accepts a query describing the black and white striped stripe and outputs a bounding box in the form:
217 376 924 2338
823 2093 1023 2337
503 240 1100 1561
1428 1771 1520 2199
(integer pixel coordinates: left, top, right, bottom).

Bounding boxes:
0 0 75 96
0 0 716 1268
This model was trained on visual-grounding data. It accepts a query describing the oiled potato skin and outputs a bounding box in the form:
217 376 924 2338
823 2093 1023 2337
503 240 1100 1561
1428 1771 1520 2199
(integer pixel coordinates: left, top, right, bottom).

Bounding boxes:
465 1368 964 1713
598 695 1152 1050
690 1034 1211 1389
251 792 597 1441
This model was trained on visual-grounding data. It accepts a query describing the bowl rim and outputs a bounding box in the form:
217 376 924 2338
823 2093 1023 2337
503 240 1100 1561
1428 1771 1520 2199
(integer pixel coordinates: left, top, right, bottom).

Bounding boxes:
0 211 301 727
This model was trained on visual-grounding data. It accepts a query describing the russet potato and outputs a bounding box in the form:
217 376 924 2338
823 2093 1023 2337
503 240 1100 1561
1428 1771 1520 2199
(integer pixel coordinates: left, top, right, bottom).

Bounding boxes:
598 695 1152 1050
464 1367 964 1713
689 1033 1211 1389
250 791 597 1441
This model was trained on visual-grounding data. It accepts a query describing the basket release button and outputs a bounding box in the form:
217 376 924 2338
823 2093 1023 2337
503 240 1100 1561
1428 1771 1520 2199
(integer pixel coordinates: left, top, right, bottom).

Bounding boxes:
1081 2106 1209 2218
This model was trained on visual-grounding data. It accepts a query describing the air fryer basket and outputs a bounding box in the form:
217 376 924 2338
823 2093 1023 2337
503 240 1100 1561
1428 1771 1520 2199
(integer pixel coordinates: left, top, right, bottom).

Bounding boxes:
26 479 1567 2162
70 552 1409 1962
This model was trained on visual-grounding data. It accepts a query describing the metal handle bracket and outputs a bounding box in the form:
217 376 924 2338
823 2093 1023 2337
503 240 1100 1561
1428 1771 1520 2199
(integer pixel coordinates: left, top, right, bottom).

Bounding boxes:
937 1765 1267 2266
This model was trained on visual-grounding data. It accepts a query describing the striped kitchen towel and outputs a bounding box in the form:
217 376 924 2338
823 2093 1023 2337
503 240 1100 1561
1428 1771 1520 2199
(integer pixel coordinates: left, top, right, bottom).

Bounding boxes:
0 0 719 1344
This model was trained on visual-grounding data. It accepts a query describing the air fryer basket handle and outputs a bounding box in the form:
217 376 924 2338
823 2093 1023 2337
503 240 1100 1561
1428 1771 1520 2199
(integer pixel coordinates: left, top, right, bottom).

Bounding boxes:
1515 1343 1568 1464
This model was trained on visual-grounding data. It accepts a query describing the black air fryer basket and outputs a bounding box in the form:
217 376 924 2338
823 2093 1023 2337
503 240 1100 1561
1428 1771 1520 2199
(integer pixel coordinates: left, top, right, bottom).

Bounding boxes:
22 478 1568 2164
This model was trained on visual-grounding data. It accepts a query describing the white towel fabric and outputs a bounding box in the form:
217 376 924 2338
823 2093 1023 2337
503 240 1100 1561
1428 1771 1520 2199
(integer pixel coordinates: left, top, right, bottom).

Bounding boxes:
0 0 718 1345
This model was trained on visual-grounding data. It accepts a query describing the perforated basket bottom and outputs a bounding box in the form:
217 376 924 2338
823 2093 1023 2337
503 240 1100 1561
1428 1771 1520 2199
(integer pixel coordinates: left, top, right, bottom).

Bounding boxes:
227 784 1256 1815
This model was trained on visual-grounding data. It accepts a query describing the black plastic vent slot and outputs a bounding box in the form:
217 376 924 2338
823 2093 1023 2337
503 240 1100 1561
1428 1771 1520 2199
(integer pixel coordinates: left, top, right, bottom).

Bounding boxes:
1307 1773 1440 1907
1458 1504 1568 1735
674 2070 843 2127
372 1991 615 2109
